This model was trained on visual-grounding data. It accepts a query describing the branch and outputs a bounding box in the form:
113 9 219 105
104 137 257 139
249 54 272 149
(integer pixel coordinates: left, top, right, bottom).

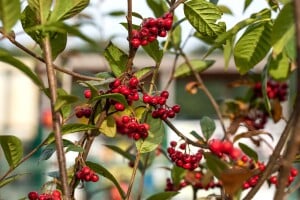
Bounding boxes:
273 0 300 199
42 36 71 199
179 49 227 136
0 31 102 81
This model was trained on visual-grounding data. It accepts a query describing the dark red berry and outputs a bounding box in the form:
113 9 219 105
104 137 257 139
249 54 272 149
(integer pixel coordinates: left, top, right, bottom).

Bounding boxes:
115 102 125 111
28 191 39 200
131 38 141 48
172 105 181 113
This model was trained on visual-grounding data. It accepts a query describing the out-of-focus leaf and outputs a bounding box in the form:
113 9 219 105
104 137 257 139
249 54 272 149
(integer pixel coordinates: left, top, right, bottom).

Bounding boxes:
233 130 273 143
142 40 163 63
0 0 20 33
134 67 154 80
0 135 23 168
146 191 179 200
99 115 116 137
174 60 214 78
0 173 27 188
238 143 258 161
200 116 216 141
204 152 228 178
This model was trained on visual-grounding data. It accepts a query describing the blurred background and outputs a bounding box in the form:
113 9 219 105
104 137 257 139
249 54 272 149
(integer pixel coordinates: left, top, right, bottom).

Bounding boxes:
0 0 299 199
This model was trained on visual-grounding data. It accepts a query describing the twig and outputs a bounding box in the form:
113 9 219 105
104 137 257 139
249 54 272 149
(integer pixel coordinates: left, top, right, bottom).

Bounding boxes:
179 49 227 136
273 1 300 199
0 30 102 81
169 0 187 13
125 151 141 200
42 36 71 199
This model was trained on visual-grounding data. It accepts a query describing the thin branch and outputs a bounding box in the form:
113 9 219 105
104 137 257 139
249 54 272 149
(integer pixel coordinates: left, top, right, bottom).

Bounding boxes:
125 152 141 200
0 31 102 81
179 49 227 136
42 36 71 199
274 0 300 199
169 0 187 13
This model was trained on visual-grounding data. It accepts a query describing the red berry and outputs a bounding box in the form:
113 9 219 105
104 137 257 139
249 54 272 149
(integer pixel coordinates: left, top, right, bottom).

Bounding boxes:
28 191 39 200
290 167 298 177
172 105 181 113
122 116 130 124
84 89 92 99
158 30 167 37
91 174 99 182
179 143 186 150
170 141 177 147
143 94 152 103
131 38 141 48
229 148 242 160
82 166 91 175
209 139 223 155
129 77 139 88
160 91 169 98
115 103 125 111
163 18 173 30
269 176 278 185
167 110 176 118
52 190 61 197
221 140 233 154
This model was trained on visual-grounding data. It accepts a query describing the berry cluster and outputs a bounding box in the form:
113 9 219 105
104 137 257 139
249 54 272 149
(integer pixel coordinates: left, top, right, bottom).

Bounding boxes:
253 80 288 101
165 172 221 192
109 77 140 111
74 105 92 118
268 167 298 187
28 190 61 200
116 115 150 140
143 91 181 120
130 12 173 48
208 139 242 160
76 166 99 182
244 109 268 130
167 141 203 170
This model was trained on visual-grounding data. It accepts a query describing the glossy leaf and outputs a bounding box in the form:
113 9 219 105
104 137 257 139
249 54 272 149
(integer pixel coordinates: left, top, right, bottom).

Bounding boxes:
99 115 117 137
136 112 165 153
184 0 225 40
200 116 216 140
104 42 128 77
91 93 128 107
0 135 23 168
268 52 290 80
146 0 168 17
271 3 294 57
86 161 126 199
234 22 272 74
204 152 228 178
50 0 89 22
146 191 179 200
0 173 27 188
54 94 78 112
142 40 163 63
28 0 51 23
21 6 43 43
174 60 214 78
0 0 20 33
171 165 186 185
134 67 154 80
190 130 205 143
238 143 258 161
44 123 96 144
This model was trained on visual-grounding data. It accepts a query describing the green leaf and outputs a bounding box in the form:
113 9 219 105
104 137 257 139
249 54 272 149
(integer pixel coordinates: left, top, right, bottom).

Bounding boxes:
99 115 116 137
262 61 272 113
234 22 272 74
66 144 84 153
44 123 96 144
0 49 44 89
184 0 225 40
190 130 205 143
50 0 90 22
146 191 179 200
28 0 52 24
92 93 128 106
0 135 23 168
146 0 168 17
200 116 216 141
218 5 233 15
21 6 43 43
174 60 214 78
39 139 73 161
142 40 163 63
268 52 291 80
204 152 228 178
171 165 186 185
238 143 258 162
104 42 128 77
86 161 126 199
54 94 78 112
243 0 253 12
136 112 165 153
271 3 294 57
134 67 154 80
49 31 67 60
0 173 27 188
0 0 20 33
